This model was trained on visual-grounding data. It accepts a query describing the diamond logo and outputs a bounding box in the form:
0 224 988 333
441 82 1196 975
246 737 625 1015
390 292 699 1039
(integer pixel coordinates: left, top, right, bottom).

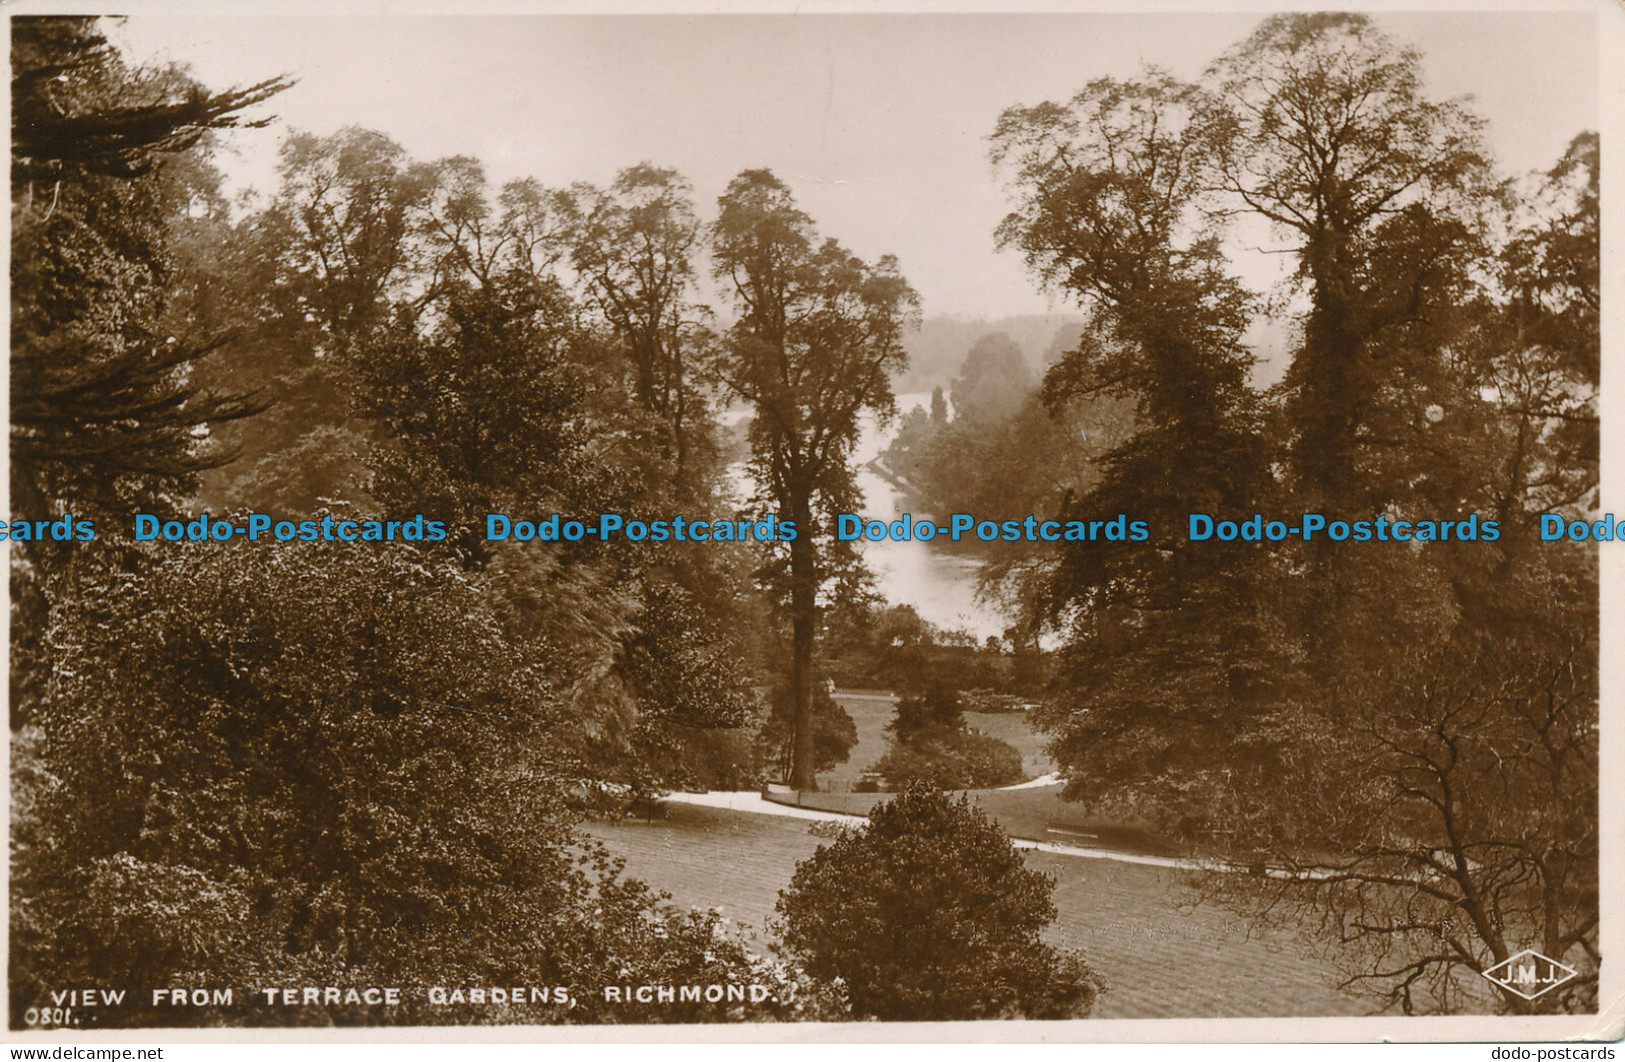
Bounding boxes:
1480 949 1579 1000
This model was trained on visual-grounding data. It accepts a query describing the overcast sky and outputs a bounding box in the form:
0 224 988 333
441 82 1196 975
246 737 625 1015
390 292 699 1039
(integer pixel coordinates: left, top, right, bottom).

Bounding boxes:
112 10 1598 321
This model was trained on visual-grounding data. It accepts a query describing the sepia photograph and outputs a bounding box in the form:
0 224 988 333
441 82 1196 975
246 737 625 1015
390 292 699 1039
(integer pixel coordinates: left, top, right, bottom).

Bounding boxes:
5 0 1616 1044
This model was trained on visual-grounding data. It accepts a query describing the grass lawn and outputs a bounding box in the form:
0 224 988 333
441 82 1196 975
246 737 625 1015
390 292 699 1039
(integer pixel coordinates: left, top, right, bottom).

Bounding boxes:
583 802 1371 1019
963 708 1055 777
584 802 822 938
822 692 894 790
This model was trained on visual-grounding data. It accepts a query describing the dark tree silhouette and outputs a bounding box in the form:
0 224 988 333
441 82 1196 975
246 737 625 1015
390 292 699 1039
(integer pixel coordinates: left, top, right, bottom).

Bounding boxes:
712 168 917 790
11 16 291 519
775 786 1100 1020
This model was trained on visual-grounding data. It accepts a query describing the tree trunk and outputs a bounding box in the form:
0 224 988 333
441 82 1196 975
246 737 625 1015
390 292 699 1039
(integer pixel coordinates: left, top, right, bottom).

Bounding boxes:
788 495 818 791
1293 231 1373 512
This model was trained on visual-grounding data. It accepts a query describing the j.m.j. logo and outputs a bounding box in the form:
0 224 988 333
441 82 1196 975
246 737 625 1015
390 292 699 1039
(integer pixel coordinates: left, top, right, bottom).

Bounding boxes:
1480 949 1579 1000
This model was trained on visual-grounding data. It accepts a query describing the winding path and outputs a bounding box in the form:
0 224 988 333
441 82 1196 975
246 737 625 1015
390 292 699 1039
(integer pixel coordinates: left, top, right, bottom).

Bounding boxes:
659 789 1244 873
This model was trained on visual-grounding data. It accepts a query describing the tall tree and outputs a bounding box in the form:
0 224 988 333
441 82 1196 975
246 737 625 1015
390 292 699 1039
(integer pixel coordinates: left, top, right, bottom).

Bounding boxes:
10 15 289 520
353 155 757 802
9 16 287 729
1474 132 1599 529
993 72 1299 833
990 24 1599 1013
270 127 437 346
992 73 1267 595
711 169 918 789
563 163 719 495
195 127 437 512
1205 13 1490 508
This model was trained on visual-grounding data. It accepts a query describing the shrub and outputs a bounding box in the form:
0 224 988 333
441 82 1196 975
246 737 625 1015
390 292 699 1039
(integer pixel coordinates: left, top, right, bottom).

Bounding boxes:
774 785 1102 1021
874 729 1024 790
875 686 1024 790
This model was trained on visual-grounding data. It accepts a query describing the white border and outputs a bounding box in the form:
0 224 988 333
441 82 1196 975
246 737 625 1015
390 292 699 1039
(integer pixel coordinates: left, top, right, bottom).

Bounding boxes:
2 0 1619 1045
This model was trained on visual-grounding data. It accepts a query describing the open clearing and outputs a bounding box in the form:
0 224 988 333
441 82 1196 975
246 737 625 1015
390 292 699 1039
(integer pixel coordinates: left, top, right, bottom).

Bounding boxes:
963 708 1055 776
823 692 894 790
806 695 1172 855
584 802 1370 1019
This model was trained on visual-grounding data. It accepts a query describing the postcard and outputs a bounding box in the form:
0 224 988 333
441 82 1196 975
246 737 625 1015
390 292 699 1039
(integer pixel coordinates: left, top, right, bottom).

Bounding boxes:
5 0 1619 1045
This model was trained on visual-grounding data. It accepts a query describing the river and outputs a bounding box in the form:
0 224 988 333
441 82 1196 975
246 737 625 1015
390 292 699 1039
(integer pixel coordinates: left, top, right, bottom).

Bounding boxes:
722 391 1007 642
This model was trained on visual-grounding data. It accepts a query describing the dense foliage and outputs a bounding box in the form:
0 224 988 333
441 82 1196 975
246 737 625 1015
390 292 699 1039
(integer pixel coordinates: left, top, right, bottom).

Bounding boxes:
758 684 859 783
711 169 919 789
7 16 897 1027
872 686 1024 791
986 14 1598 1014
819 601 1037 694
11 543 801 1026
775 786 1100 1020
